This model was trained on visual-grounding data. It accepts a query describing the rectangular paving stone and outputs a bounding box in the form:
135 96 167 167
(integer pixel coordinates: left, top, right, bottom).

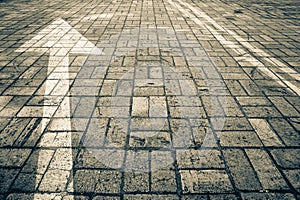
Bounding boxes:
249 119 283 146
73 170 121 194
176 149 224 169
124 172 149 192
0 168 19 193
241 192 296 200
129 131 171 148
211 117 253 131
132 97 148 117
268 118 300 146
38 169 71 192
223 149 262 190
246 149 289 190
270 149 300 169
269 97 299 117
0 118 31 147
11 172 42 192
0 148 31 168
124 194 179 200
151 170 177 192
218 131 263 147
149 96 167 117
180 170 234 193
242 106 282 118
283 169 300 193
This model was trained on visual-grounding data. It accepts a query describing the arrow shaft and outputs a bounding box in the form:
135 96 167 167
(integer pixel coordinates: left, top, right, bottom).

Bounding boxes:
36 49 74 199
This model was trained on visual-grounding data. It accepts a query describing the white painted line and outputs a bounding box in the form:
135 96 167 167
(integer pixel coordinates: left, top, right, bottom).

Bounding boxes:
167 0 300 96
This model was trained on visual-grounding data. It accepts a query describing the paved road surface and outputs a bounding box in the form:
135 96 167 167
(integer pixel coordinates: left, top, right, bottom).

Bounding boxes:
0 0 299 199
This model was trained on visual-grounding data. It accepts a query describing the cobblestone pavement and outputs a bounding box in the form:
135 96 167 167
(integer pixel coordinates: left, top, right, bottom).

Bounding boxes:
0 0 299 199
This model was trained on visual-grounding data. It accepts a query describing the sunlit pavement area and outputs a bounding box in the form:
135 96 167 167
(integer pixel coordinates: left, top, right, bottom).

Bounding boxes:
0 0 299 199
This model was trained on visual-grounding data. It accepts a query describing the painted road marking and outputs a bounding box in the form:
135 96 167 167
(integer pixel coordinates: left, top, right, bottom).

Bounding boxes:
17 18 102 199
167 0 300 96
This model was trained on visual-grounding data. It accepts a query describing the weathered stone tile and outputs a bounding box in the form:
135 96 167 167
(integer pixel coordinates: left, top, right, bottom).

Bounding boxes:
73 170 121 194
236 96 271 106
124 172 149 192
180 170 234 193
249 119 283 146
181 195 208 200
93 196 120 200
218 131 262 147
151 170 177 192
39 169 71 192
132 97 148 117
242 106 282 118
149 96 167 117
0 118 31 147
124 194 179 200
129 131 171 148
223 149 261 190
0 168 19 193
209 194 239 200
246 149 289 190
271 149 300 169
11 172 42 192
95 170 121 193
241 192 296 200
211 117 252 131
177 149 224 169
283 170 300 193
268 118 300 146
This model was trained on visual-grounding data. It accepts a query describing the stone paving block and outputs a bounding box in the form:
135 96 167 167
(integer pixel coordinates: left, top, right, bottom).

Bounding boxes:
11 172 42 192
269 97 299 117
270 149 300 169
132 97 148 117
180 170 234 193
209 194 239 200
129 131 171 148
218 131 263 147
124 171 149 192
0 118 31 147
236 96 272 106
0 168 19 193
150 150 174 171
151 170 177 192
246 149 289 190
240 192 296 200
283 169 300 193
73 170 121 194
176 149 224 169
95 170 122 193
242 106 282 118
181 195 208 200
223 149 262 190
0 148 31 167
124 194 179 200
268 118 300 146
131 118 169 132
249 119 283 146
211 117 253 131
38 169 71 192
93 196 120 200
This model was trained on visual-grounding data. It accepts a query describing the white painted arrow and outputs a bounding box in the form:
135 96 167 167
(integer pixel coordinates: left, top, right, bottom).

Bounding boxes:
16 18 103 199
